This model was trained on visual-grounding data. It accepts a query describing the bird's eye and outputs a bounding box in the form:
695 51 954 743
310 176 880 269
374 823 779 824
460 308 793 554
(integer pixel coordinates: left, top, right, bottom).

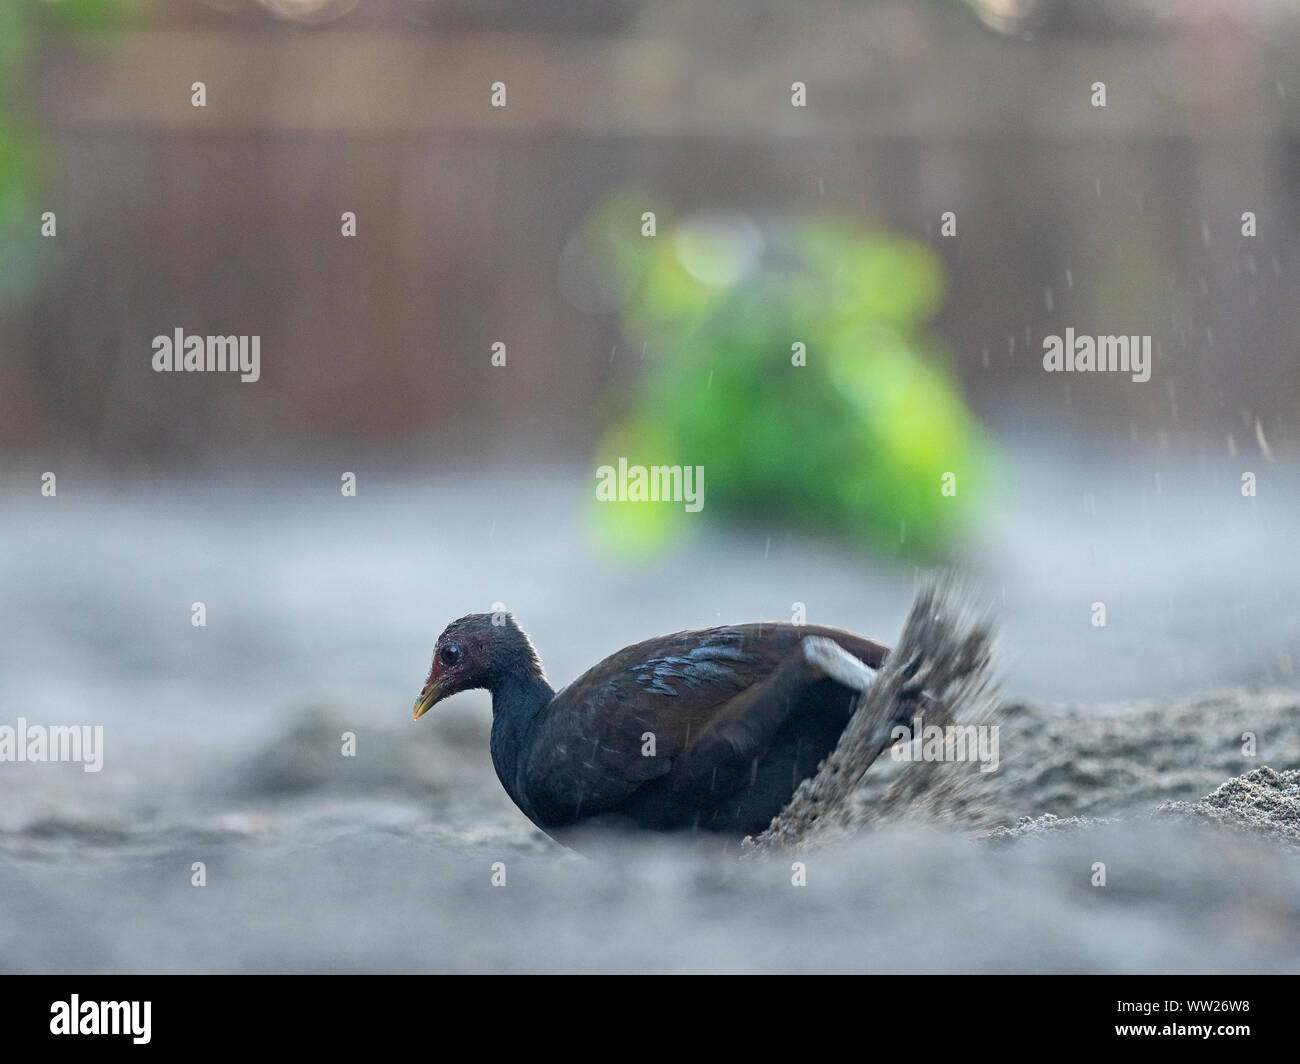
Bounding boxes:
440 644 460 667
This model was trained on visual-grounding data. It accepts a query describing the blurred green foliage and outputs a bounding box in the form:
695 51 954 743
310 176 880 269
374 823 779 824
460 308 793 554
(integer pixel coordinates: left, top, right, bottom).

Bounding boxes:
0 0 145 300
589 196 995 560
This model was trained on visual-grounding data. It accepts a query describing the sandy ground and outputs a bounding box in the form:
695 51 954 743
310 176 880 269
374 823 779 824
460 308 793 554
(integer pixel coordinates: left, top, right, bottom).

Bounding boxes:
1 445 1298 972
2 692 1299 973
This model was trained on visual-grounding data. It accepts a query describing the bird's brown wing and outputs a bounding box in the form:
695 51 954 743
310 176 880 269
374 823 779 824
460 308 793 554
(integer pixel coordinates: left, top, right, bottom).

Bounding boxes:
520 623 889 824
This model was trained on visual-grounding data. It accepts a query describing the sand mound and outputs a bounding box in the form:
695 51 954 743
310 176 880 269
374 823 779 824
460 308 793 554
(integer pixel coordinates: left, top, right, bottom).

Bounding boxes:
1158 766 1300 847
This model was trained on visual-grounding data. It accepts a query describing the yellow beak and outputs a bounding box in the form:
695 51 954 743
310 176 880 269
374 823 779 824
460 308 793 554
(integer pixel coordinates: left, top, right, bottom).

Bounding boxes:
412 679 443 720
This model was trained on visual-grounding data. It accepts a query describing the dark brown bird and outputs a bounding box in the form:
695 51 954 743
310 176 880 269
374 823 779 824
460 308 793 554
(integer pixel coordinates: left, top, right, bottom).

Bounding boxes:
411 613 897 839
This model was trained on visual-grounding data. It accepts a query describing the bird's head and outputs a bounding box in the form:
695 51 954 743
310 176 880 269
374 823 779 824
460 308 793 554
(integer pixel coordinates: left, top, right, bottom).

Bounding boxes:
411 612 544 720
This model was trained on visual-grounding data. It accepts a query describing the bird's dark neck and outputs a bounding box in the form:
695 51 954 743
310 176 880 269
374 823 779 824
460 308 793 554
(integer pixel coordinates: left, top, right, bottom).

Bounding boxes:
487 669 555 821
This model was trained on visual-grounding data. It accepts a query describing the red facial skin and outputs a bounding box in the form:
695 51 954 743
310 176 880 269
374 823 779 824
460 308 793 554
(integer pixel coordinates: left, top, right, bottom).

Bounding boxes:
424 634 483 700
414 626 493 721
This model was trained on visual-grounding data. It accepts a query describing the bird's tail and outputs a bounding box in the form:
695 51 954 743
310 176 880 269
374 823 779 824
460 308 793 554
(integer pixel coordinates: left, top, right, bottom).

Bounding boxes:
745 572 1000 853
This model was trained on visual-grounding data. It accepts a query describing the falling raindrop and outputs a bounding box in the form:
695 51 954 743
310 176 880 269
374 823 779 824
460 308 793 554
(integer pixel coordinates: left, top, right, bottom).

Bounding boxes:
1255 419 1275 461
